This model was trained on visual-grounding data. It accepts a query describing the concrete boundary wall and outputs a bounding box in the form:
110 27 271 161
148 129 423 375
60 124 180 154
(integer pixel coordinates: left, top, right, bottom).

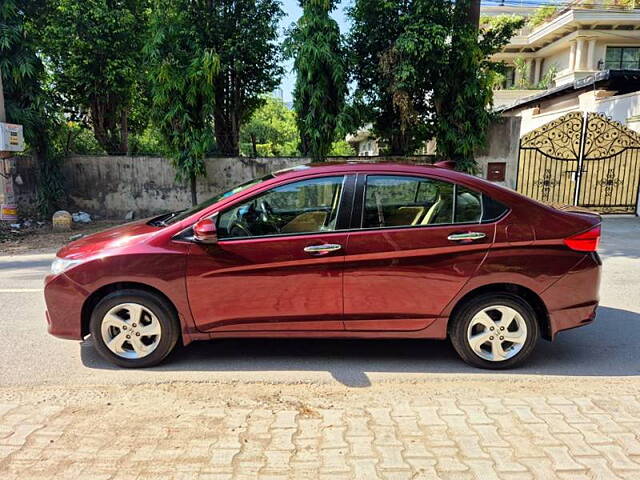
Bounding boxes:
61 155 435 218
9 118 521 218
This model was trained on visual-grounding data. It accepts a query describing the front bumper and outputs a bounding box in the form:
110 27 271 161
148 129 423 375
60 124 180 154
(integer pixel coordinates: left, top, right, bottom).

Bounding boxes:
44 273 88 340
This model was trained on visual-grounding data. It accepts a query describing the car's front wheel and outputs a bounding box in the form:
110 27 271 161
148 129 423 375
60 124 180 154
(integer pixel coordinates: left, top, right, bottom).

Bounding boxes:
89 289 180 368
449 293 539 369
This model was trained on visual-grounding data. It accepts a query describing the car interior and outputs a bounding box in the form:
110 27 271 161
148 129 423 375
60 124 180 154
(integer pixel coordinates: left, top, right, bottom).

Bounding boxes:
216 175 486 239
363 176 482 228
217 176 344 238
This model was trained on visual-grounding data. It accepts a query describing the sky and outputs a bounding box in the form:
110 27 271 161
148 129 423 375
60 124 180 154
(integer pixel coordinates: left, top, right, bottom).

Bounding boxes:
277 0 351 103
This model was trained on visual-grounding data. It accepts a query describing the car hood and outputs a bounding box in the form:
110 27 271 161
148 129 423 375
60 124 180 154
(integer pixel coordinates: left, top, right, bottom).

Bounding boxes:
57 219 160 259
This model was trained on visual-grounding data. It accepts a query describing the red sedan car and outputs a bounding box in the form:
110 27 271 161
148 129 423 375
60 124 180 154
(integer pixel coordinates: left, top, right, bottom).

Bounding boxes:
45 163 601 369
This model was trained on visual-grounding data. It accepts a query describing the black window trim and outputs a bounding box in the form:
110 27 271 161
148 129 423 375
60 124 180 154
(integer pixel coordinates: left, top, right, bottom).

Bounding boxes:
208 173 356 242
351 172 506 233
605 46 640 69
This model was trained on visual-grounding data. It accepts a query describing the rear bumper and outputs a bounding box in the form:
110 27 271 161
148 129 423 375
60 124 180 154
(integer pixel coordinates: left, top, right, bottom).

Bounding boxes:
542 253 601 340
44 273 88 340
548 302 598 339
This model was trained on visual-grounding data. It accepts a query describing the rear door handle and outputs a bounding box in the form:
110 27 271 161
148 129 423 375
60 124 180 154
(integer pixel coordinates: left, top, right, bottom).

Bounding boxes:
447 232 486 242
304 243 342 255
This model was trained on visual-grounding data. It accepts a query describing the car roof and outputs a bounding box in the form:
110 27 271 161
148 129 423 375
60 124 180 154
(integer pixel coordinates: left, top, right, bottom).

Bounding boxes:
269 161 530 207
274 161 453 177
272 161 487 186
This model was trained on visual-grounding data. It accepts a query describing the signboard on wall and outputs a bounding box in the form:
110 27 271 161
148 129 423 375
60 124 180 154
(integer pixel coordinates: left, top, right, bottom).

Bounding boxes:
0 204 17 221
0 123 24 152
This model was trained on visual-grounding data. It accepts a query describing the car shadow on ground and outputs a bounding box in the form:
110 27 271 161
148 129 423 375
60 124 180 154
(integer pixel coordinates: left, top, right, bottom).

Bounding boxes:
81 306 640 387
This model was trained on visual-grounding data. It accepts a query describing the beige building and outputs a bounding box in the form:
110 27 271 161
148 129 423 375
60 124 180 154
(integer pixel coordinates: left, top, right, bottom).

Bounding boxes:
493 2 640 109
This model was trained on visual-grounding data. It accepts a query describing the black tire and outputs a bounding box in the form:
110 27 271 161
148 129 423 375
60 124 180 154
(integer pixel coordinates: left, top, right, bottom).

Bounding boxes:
449 293 539 369
89 289 180 368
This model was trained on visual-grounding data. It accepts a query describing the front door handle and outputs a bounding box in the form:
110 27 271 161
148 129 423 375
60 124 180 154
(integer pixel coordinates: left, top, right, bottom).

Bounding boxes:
447 232 486 242
304 243 342 255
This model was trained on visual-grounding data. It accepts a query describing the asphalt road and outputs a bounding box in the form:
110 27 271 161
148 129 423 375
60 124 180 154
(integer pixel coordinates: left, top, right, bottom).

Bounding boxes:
1 217 638 388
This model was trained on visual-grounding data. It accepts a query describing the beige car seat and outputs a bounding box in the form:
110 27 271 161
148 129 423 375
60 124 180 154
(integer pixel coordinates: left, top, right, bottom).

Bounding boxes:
386 206 425 226
281 211 328 233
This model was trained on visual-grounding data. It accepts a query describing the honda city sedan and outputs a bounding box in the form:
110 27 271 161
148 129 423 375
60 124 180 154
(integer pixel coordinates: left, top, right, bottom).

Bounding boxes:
44 162 601 369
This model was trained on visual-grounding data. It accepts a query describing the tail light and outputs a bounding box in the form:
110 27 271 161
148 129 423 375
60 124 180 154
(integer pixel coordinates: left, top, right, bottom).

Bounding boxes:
563 225 601 252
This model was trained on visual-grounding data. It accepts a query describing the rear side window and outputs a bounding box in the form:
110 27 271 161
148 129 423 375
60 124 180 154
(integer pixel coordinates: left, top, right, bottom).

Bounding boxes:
481 194 509 222
363 175 456 228
362 175 506 229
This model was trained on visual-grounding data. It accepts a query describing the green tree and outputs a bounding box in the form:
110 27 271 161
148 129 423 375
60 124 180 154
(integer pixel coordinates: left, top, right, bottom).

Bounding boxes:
42 0 148 154
212 0 284 156
145 0 221 205
328 140 356 156
288 0 348 161
240 97 298 157
348 0 450 155
349 0 522 168
1 0 64 216
527 5 557 29
433 4 524 171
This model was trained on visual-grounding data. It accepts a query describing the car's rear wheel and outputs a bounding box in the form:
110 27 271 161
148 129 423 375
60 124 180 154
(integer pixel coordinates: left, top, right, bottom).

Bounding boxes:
449 293 539 369
89 289 180 368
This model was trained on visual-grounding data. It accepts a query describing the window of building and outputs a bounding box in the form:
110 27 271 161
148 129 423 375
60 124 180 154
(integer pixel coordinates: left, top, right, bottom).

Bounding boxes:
502 66 516 89
605 47 640 70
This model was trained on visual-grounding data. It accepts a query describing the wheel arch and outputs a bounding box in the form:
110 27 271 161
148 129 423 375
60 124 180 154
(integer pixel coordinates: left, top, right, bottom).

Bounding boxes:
81 281 180 339
447 283 551 340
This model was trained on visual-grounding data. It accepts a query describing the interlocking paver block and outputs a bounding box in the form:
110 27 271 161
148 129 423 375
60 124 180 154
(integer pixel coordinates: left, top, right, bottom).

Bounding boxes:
593 443 640 471
2 390 640 479
541 445 587 471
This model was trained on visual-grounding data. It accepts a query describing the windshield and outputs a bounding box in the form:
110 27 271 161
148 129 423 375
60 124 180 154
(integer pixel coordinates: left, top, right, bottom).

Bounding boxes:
160 173 275 226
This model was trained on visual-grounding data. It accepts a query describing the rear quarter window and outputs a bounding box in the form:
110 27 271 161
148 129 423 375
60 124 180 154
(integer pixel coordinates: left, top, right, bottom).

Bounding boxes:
481 194 509 222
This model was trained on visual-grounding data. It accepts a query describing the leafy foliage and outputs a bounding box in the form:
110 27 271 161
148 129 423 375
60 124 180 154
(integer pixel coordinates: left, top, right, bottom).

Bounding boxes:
211 0 284 156
240 97 298 157
536 64 558 90
42 0 148 154
145 0 222 205
1 0 64 216
434 1 524 172
513 57 530 89
527 5 558 28
328 140 356 156
287 0 348 161
348 0 449 155
348 0 522 167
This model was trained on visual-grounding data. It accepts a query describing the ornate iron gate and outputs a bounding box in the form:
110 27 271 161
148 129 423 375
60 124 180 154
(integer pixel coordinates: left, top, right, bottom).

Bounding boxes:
516 111 640 213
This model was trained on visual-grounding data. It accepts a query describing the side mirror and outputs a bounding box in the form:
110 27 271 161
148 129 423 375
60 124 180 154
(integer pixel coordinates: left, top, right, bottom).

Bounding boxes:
193 218 218 244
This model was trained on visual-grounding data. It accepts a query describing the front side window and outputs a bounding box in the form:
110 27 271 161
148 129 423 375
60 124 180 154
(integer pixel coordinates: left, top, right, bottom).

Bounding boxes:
217 176 345 239
362 175 486 228
605 47 640 70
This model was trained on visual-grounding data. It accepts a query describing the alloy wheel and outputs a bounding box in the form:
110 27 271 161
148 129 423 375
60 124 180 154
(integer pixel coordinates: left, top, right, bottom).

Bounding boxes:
100 303 162 359
466 305 528 362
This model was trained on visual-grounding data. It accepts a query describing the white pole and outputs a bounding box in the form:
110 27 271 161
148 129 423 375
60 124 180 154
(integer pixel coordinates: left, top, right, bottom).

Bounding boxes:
0 66 5 122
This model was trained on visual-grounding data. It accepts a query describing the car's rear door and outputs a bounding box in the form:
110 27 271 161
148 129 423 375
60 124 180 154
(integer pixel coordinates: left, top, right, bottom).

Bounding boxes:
186 174 355 332
343 173 496 332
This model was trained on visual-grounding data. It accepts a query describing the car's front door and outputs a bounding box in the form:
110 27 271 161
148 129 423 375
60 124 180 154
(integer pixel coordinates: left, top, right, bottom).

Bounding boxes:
343 174 496 331
186 174 352 332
